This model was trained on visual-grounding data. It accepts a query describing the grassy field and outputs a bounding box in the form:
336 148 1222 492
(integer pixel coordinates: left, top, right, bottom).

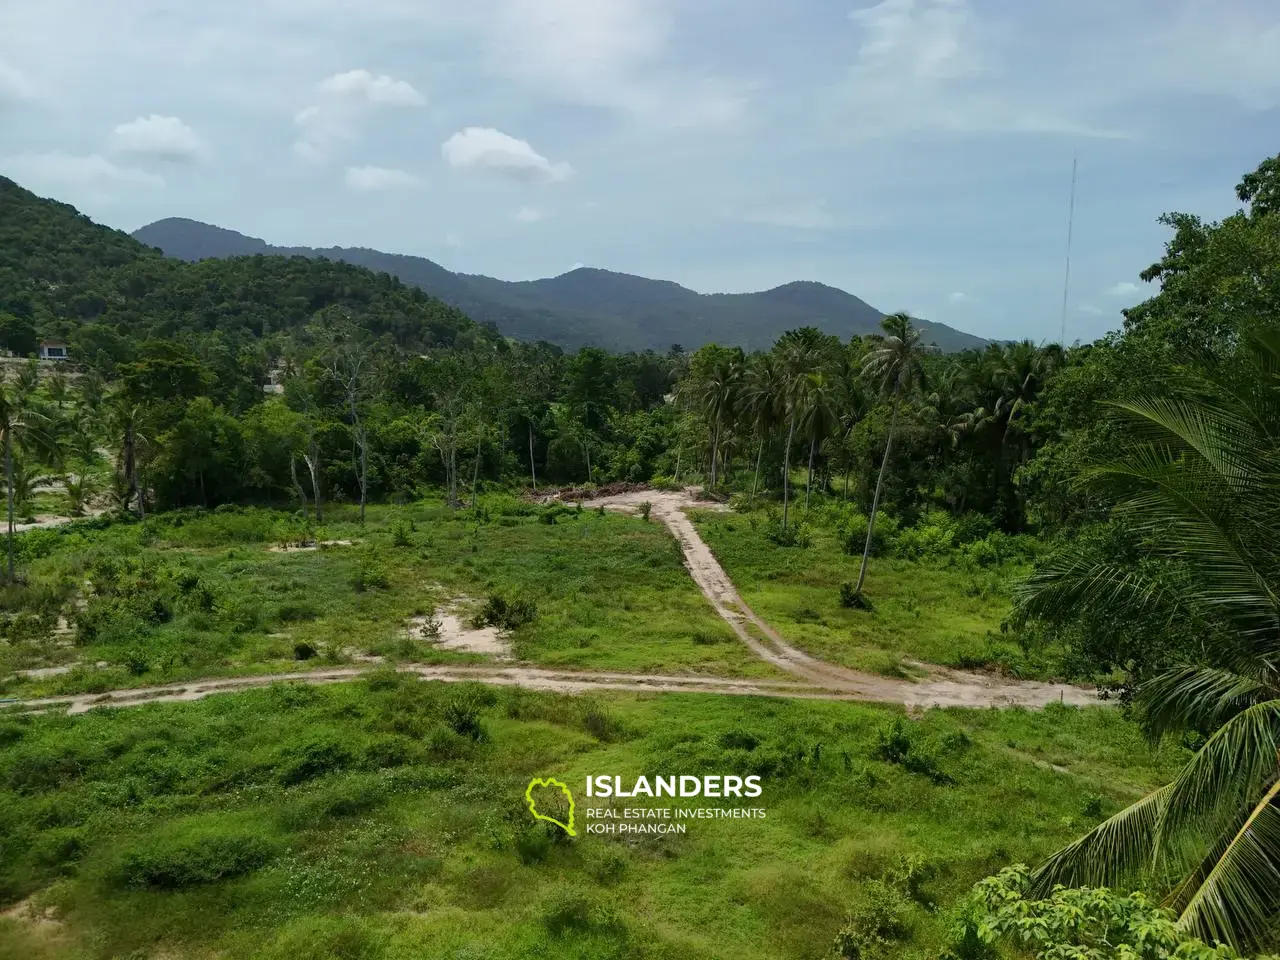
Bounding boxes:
0 496 767 701
692 500 1058 679
0 678 1184 960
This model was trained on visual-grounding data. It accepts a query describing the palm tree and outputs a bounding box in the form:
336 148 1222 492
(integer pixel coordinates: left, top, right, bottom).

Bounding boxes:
854 312 927 596
689 352 743 489
0 379 55 581
741 354 786 505
1013 331 1280 952
797 371 838 510
104 390 149 521
775 338 820 530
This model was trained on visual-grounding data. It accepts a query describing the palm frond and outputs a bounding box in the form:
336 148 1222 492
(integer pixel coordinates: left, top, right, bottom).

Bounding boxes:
1175 779 1280 950
1138 666 1278 739
1030 785 1173 893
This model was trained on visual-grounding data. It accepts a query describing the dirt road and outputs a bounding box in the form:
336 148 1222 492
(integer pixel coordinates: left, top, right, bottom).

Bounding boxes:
589 488 1097 709
5 489 1097 716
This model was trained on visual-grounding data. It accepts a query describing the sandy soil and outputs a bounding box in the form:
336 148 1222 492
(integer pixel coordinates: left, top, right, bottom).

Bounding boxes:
407 608 512 658
3 487 1098 716
267 539 356 553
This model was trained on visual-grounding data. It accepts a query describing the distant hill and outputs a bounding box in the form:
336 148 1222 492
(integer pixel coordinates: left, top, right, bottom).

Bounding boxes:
0 177 477 357
132 218 988 353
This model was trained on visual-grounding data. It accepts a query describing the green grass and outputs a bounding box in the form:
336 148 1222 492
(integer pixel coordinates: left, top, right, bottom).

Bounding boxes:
0 495 763 700
692 505 1057 679
0 678 1185 960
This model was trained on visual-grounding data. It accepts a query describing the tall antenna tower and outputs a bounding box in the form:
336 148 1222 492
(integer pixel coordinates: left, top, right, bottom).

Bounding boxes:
1059 155 1078 346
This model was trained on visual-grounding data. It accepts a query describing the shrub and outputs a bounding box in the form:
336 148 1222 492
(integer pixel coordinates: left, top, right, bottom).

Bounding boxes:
444 697 489 742
277 733 356 784
473 593 537 630
638 501 652 521
541 888 595 936
118 827 275 889
515 827 551 865
278 601 320 623
768 523 812 548
873 718 952 784
293 641 318 661
840 512 898 557
832 879 915 959
353 560 390 592
390 519 415 547
840 581 873 610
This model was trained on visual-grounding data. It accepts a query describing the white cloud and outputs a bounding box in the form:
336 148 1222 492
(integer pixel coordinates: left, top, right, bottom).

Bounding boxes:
567 261 585 271
1106 280 1141 296
742 202 840 230
3 151 163 201
344 165 421 191
948 291 968 303
514 205 544 223
484 0 747 125
0 58 37 103
293 69 423 163
842 0 1130 139
319 69 424 106
442 127 572 183
1078 303 1104 316
109 115 205 162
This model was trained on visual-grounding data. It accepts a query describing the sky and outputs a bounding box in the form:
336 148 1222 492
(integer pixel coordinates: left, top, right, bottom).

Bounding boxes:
1 0 1278 344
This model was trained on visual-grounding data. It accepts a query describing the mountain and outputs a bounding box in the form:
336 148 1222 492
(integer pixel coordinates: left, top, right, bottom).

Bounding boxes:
0 177 477 359
132 218 988 353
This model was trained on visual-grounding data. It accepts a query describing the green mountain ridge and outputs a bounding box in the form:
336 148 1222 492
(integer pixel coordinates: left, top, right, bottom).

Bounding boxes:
131 217 989 353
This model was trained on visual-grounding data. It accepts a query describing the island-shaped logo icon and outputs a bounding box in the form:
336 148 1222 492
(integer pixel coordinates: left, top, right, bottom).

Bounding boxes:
525 776 577 836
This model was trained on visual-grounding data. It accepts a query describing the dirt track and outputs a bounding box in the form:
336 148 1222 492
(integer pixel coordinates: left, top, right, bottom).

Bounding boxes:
590 489 1097 709
5 490 1098 716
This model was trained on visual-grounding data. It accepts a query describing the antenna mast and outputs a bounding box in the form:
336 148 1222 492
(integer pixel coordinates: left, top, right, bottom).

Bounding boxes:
1059 155 1078 346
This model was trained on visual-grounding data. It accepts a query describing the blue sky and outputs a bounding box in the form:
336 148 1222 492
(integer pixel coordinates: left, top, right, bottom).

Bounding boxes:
1 0 1277 343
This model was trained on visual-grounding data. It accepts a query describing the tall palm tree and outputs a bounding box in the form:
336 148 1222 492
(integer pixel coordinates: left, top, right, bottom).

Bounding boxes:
0 379 55 582
797 371 838 510
741 354 786 505
104 390 149 521
689 352 743 489
1014 331 1280 952
776 339 820 530
854 312 927 595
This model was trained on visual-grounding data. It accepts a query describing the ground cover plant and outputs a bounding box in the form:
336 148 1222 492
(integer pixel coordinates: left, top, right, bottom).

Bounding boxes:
0 678 1187 960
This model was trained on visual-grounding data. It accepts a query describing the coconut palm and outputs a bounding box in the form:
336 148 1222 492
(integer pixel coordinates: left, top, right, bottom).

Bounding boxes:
104 390 150 520
0 379 56 581
797 370 838 510
854 312 927 596
740 354 787 505
1014 331 1280 952
775 338 820 531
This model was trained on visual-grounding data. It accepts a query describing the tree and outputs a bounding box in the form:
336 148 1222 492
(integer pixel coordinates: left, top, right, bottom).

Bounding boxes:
0 378 55 581
1013 333 1280 952
313 314 378 523
797 370 838 510
741 353 786 505
854 312 927 596
104 389 150 521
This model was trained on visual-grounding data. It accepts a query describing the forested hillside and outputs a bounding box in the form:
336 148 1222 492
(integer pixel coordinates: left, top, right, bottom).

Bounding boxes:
132 216 987 352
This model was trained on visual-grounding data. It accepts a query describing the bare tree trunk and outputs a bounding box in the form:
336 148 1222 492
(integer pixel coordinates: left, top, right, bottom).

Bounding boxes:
855 397 899 595
709 424 719 488
290 455 309 512
5 430 14 583
528 422 538 493
471 433 482 506
304 440 323 522
674 444 683 482
750 438 763 506
584 442 592 483
805 437 816 510
782 412 797 530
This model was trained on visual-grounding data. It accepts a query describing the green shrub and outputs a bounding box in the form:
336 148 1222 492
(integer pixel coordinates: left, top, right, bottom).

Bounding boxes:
840 512 898 557
873 718 952 784
639 501 652 521
118 827 276 888
768 523 812 547
353 560 390 592
840 581 872 610
294 641 318 661
277 733 356 784
473 593 537 630
541 888 595 936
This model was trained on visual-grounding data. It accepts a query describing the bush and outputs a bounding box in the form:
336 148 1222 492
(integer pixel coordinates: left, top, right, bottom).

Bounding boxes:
277 733 356 784
840 581 873 610
390 519 415 547
840 512 898 557
638 501 652 521
873 718 952 784
353 560 390 592
293 641 318 661
768 523 812 547
118 827 276 889
832 879 915 959
473 593 537 630
444 696 489 742
541 888 595 936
